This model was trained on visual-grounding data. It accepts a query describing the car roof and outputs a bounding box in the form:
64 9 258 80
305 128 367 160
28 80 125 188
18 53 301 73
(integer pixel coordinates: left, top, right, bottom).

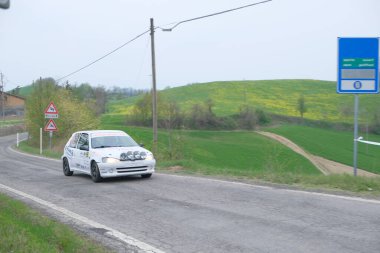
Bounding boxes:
72 130 128 136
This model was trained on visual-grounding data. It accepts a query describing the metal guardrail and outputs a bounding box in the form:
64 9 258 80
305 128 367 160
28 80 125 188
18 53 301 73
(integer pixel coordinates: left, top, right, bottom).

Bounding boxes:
356 137 380 146
0 124 26 137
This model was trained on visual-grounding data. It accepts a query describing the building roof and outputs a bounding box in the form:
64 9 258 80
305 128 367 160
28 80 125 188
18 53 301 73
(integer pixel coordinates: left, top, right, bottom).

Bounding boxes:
0 91 26 101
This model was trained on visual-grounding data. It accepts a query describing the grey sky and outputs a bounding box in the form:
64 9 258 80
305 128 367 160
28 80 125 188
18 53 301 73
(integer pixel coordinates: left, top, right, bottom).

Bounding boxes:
0 0 379 91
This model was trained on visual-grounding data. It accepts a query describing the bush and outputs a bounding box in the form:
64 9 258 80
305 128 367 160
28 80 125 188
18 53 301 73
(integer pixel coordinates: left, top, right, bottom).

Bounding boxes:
238 105 256 130
256 108 271 125
370 110 380 134
25 78 99 148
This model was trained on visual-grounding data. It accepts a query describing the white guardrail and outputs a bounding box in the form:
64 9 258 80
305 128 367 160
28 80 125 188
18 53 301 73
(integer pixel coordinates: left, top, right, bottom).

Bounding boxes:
356 137 380 146
16 132 28 147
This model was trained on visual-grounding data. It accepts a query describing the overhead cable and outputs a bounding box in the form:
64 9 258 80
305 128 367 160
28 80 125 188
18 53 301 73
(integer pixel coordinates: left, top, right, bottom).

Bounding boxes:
56 0 273 82
160 0 273 31
56 29 150 82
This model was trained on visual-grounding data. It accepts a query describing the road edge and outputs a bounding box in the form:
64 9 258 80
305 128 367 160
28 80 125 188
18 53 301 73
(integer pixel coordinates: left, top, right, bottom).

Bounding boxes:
0 183 165 253
9 140 380 204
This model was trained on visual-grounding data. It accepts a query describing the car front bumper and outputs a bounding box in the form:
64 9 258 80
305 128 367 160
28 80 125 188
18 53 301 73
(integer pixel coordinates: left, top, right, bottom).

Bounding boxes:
97 159 156 178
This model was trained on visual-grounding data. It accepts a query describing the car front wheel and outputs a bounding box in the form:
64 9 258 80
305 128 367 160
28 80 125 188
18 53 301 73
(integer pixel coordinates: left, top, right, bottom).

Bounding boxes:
91 161 102 183
63 158 73 176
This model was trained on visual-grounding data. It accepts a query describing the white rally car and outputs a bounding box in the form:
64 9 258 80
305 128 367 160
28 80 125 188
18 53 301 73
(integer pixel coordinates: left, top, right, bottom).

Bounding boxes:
62 130 155 182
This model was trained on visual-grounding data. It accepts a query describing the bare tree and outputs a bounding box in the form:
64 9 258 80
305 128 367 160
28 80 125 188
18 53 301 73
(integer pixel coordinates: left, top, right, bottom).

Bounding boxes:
297 95 307 119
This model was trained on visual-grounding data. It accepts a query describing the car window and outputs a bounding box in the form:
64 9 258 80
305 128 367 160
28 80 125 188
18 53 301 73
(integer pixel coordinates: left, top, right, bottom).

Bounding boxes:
69 133 80 148
77 133 89 150
91 135 138 148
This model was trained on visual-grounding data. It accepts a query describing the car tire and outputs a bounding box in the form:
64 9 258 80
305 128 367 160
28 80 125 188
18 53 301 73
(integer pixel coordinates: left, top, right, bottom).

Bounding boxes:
91 161 102 183
63 158 74 176
141 173 152 179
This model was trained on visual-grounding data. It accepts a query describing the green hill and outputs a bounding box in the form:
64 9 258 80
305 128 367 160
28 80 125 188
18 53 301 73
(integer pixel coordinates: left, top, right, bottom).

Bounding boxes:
7 85 33 97
18 85 34 97
99 123 320 176
106 79 380 124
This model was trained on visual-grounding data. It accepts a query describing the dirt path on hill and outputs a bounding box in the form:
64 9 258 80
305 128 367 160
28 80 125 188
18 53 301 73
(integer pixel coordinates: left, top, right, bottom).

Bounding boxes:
257 131 379 178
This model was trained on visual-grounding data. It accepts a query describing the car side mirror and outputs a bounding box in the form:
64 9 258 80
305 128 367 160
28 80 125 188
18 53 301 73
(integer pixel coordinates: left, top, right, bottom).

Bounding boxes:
0 0 10 9
139 143 145 147
80 145 89 151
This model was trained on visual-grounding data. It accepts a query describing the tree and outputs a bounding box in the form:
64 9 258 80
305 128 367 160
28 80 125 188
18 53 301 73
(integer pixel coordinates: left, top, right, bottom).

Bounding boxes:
160 99 183 129
370 109 380 134
10 86 20 95
71 83 107 116
187 100 219 129
25 78 99 147
188 104 206 129
128 92 152 126
255 108 271 125
93 86 107 115
238 105 256 130
159 99 184 159
297 95 307 119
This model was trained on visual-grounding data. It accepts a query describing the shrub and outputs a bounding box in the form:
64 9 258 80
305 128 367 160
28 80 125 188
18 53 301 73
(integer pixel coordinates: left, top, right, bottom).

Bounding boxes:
25 78 99 148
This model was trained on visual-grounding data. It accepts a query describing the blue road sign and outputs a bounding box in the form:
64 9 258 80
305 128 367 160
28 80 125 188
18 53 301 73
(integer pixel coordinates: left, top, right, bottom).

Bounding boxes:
337 38 379 94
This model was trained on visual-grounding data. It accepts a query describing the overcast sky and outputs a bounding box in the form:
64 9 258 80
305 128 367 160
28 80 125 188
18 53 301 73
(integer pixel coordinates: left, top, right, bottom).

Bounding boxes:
0 0 379 91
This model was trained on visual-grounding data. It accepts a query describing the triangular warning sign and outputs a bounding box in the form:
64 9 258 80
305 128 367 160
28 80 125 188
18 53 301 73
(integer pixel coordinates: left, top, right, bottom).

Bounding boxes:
44 119 58 132
44 102 59 114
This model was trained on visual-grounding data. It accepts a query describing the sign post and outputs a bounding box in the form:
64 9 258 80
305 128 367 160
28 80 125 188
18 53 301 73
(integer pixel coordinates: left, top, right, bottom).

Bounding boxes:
44 102 59 151
40 128 42 154
44 102 59 119
337 37 379 176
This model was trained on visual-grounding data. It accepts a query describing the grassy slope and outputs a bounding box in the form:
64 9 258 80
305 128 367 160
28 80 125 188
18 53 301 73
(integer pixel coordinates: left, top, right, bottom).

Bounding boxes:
6 85 34 97
0 193 110 253
18 119 320 177
0 119 24 127
18 85 34 97
99 122 380 194
101 121 320 176
106 79 380 123
18 141 62 159
267 125 380 174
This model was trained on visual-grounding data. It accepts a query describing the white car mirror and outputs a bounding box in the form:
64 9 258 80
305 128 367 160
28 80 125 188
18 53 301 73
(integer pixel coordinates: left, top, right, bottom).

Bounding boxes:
0 0 10 9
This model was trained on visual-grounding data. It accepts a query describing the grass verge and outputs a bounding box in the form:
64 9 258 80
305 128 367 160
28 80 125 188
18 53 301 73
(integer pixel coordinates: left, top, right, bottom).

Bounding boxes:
158 160 380 195
0 119 24 127
266 124 380 174
0 193 111 253
18 141 62 159
16 126 380 195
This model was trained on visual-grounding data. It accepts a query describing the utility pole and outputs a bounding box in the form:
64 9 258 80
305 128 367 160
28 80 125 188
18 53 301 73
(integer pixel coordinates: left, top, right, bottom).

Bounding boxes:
150 18 158 153
353 94 359 176
0 72 4 121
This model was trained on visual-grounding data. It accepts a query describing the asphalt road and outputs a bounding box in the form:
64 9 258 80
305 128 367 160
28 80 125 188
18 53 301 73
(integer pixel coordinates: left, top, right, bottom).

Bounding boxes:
1 134 380 253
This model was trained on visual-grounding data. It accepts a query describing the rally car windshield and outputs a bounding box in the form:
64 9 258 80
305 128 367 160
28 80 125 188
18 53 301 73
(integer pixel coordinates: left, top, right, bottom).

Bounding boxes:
91 135 139 149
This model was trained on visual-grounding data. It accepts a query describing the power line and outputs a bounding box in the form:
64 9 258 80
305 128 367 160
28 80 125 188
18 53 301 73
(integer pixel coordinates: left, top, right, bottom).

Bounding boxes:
4 76 19 87
0 72 16 88
160 0 273 31
56 0 272 82
56 29 151 82
134 35 151 87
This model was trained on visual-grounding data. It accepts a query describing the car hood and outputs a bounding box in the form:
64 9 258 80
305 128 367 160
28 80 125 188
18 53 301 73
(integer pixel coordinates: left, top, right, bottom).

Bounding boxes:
92 146 152 158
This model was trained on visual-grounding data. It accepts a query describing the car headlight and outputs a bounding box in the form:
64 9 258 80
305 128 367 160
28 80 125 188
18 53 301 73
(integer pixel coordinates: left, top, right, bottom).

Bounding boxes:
140 152 147 159
145 153 154 161
134 151 141 159
102 157 119 163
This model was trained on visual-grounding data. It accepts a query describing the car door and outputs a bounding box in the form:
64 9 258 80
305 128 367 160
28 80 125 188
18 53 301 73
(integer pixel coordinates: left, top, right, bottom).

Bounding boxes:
75 133 91 173
66 133 80 170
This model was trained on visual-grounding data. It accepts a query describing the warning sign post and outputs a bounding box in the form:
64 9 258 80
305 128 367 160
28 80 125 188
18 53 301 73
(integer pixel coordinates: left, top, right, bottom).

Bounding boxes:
44 102 59 119
43 102 59 150
44 119 58 132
